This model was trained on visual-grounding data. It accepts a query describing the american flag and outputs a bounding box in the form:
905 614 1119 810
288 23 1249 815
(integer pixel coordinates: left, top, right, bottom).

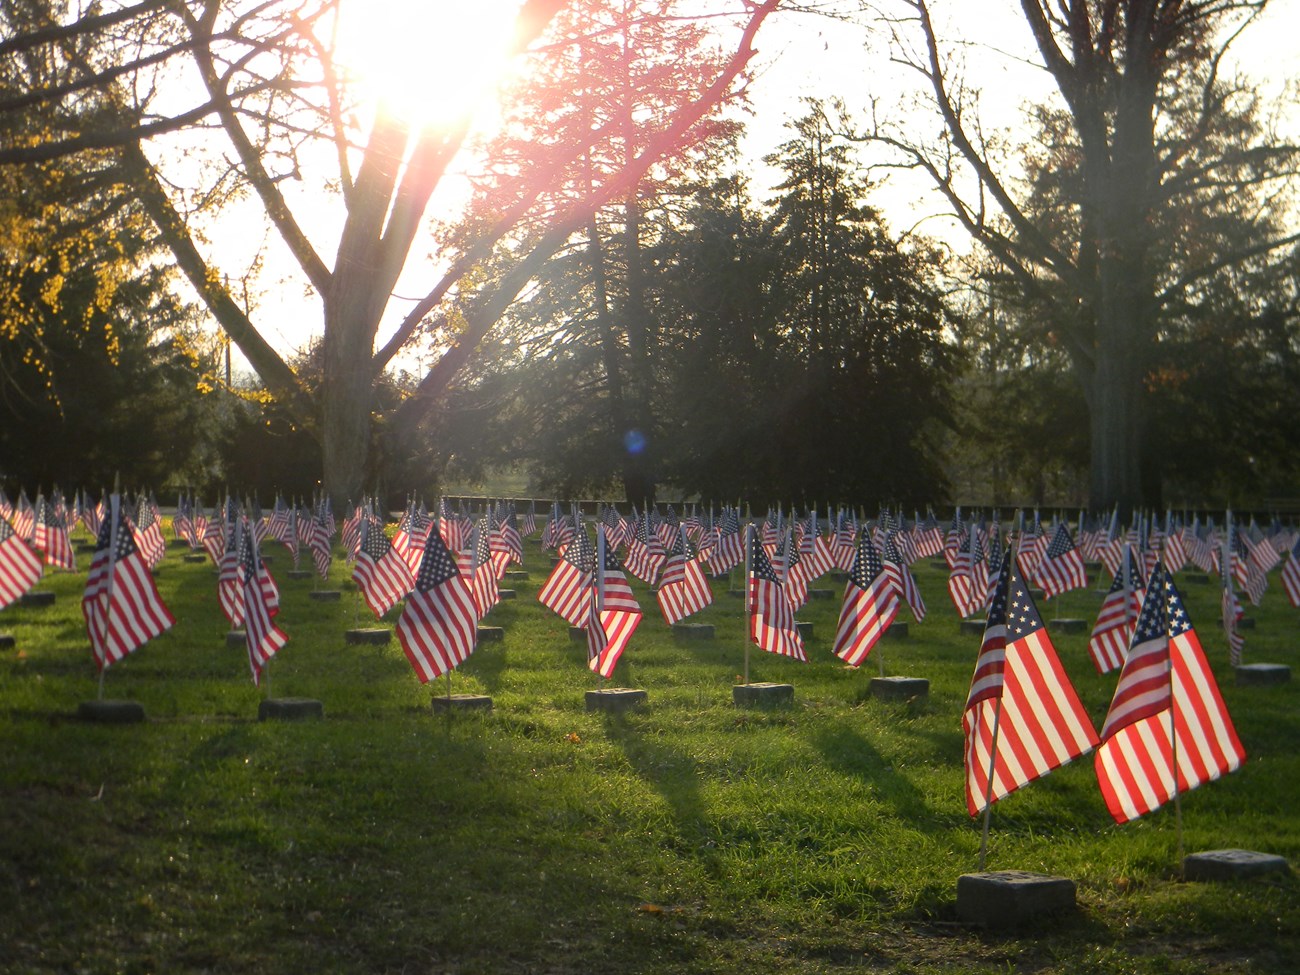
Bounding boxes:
218 516 247 627
1184 518 1215 573
1221 574 1245 667
173 494 198 548
541 503 571 551
913 509 944 560
1226 518 1267 606
202 497 234 563
776 531 808 611
942 510 965 569
962 551 1098 816
82 494 175 671
1088 546 1145 674
832 530 899 668
520 501 537 538
1161 511 1186 573
623 511 666 586
947 524 988 620
831 510 857 571
468 522 500 621
748 528 805 661
657 526 713 625
1281 536 1300 607
33 495 75 571
132 495 167 569
352 518 415 618
797 512 836 582
395 528 478 683
881 531 925 622
1033 522 1089 598
708 507 745 575
0 515 43 608
12 491 35 542
537 524 596 627
392 503 432 573
341 501 364 558
497 504 524 567
587 527 642 679
241 525 287 685
1094 565 1246 823
303 507 332 579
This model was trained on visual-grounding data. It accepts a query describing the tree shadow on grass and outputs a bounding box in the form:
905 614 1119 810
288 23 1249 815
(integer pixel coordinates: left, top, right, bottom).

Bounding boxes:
811 721 936 823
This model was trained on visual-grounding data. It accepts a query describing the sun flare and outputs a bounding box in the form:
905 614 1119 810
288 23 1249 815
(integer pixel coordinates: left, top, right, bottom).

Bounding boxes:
332 0 524 129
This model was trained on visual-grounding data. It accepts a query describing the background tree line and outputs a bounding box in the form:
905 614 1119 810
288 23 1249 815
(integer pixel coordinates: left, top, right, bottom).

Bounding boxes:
1 0 1298 512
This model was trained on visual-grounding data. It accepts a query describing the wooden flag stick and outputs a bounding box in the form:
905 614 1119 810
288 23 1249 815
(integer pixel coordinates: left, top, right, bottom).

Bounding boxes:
743 523 753 686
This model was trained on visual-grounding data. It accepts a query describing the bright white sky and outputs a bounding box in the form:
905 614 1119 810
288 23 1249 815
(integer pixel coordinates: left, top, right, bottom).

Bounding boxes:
203 0 1300 371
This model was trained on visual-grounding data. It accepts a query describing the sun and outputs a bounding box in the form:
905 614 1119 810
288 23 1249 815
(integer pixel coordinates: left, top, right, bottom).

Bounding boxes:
331 0 525 130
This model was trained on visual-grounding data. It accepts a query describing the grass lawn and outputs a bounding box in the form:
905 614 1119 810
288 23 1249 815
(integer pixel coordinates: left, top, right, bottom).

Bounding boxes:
1 531 1296 973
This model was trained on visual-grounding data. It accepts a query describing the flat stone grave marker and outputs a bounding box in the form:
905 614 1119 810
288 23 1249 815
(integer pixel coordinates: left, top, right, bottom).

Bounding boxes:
1237 617 1256 630
77 699 146 724
585 687 647 713
960 619 987 636
569 626 587 642
476 626 504 643
226 631 247 648
0 634 14 650
733 682 794 707
1184 572 1210 584
498 589 517 600
884 621 908 639
258 697 324 721
1235 663 1291 686
672 623 714 641
432 693 493 714
504 570 529 582
870 676 929 702
345 628 391 645
807 589 834 600
287 569 312 580
309 590 341 602
1183 849 1289 882
20 591 55 607
183 553 208 564
955 871 1076 927
795 621 814 640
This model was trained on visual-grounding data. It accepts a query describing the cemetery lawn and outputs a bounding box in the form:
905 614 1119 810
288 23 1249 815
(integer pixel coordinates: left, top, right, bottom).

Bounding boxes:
1 536 1297 974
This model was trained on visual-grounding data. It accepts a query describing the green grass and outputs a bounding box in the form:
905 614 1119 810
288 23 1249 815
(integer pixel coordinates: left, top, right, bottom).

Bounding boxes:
1 536 1297 973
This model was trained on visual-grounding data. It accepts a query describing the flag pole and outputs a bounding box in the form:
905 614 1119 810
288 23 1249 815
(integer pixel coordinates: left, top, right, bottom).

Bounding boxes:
96 484 123 700
743 523 753 686
977 694 1005 872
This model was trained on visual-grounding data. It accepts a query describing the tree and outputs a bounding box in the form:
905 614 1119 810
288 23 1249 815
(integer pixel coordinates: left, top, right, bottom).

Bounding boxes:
0 11 222 491
866 0 1299 513
656 103 956 503
466 0 752 504
0 0 781 504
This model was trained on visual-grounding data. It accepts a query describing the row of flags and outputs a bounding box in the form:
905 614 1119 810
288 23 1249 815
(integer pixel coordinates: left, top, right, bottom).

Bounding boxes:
0 490 1275 834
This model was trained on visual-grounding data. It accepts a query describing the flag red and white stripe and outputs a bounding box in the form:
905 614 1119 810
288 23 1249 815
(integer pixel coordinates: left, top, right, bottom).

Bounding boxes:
587 527 642 679
396 529 478 683
963 552 1098 816
832 532 899 668
1094 565 1245 823
352 518 415 618
748 528 805 661
82 495 175 671
0 517 43 608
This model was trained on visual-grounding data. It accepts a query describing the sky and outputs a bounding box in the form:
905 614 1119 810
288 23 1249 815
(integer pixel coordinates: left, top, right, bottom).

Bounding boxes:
200 0 1300 372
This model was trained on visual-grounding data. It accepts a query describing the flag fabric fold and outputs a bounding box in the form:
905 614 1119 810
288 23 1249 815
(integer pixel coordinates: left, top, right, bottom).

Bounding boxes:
832 531 899 667
1094 565 1246 823
962 551 1098 816
396 528 478 683
82 494 175 672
